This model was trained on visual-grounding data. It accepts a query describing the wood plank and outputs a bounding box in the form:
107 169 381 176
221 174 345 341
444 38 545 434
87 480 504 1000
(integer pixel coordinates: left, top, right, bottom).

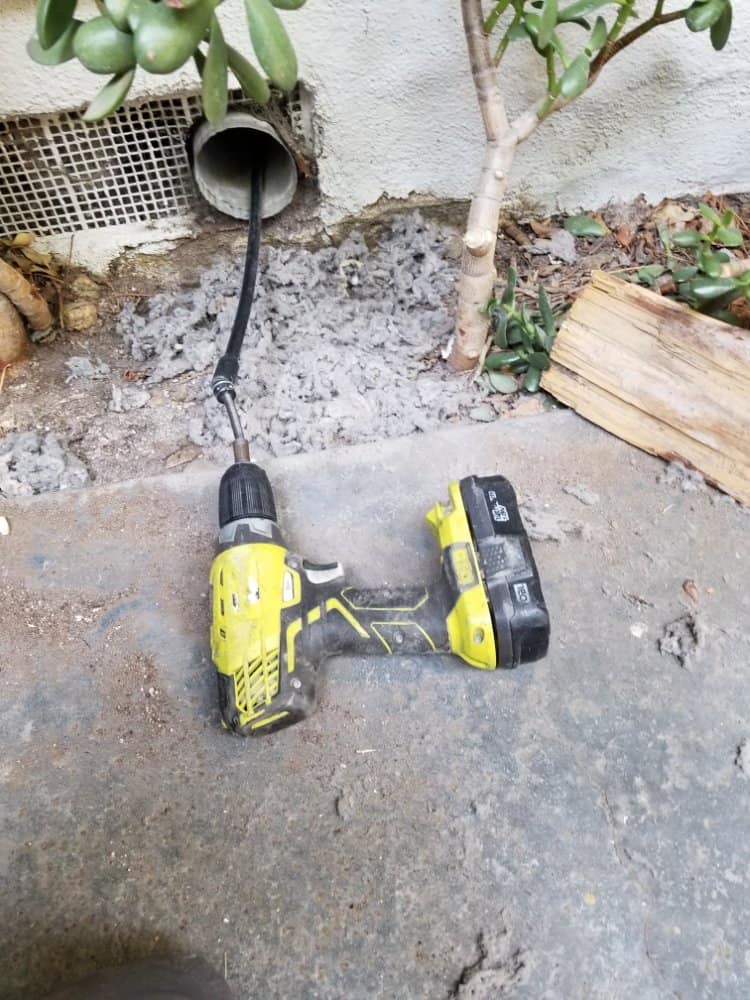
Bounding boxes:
542 366 750 505
541 272 750 506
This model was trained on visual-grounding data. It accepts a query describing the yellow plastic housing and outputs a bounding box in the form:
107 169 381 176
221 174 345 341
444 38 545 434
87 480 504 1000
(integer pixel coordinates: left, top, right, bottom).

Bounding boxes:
210 542 301 728
426 481 496 670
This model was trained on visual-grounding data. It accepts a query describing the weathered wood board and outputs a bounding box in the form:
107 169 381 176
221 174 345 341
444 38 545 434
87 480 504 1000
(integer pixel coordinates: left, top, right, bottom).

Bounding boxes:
541 271 750 505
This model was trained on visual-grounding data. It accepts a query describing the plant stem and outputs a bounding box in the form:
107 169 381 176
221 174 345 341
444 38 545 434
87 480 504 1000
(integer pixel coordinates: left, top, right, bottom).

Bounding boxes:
484 0 511 36
545 48 557 96
592 7 689 75
452 0 518 370
495 11 521 65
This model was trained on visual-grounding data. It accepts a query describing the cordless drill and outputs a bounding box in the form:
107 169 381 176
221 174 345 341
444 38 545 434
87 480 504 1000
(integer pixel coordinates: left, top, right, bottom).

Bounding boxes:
207 169 549 736
209 422 549 735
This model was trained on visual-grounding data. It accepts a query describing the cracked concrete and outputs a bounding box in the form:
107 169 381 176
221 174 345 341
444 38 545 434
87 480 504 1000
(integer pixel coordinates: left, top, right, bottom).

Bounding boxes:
449 925 527 999
1 412 749 999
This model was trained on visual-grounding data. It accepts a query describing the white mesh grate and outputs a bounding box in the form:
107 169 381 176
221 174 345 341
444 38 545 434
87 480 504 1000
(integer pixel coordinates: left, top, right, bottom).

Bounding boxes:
0 89 306 238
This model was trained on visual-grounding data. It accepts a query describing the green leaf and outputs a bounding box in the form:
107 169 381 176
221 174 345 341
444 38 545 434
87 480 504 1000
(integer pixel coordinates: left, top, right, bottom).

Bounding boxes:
244 0 298 92
657 226 674 258
714 226 743 248
506 22 530 41
686 0 728 33
698 246 724 277
82 68 136 122
494 310 509 348
558 0 611 22
526 351 551 371
518 320 536 353
202 14 228 124
672 229 703 248
523 366 543 392
721 209 735 226
672 266 699 282
637 264 666 285
227 45 271 103
559 52 590 99
500 267 517 307
538 286 555 338
36 0 77 49
538 0 558 49
507 323 524 346
27 20 81 65
564 213 606 237
586 15 607 53
698 201 723 225
103 0 130 31
487 371 520 394
270 0 307 7
683 275 739 304
486 349 522 369
521 12 545 52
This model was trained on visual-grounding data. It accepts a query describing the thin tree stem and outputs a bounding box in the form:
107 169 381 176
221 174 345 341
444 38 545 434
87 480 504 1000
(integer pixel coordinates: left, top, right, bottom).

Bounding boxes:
512 5 690 139
592 8 689 75
463 0 510 139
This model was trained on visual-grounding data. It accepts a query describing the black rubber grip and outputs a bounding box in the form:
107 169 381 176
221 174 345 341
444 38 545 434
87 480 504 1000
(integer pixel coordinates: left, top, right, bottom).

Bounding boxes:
219 463 277 527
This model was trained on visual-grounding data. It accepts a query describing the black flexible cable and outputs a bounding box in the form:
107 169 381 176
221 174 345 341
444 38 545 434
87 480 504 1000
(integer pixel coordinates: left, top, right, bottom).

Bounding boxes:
212 165 263 400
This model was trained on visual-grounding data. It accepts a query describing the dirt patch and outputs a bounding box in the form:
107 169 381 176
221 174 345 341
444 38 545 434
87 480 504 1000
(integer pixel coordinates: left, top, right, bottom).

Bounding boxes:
0 211 551 495
2 193 747 497
109 652 177 739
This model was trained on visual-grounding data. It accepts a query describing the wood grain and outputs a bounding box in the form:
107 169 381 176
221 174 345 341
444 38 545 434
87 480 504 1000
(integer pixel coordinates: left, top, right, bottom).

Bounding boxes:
542 271 750 505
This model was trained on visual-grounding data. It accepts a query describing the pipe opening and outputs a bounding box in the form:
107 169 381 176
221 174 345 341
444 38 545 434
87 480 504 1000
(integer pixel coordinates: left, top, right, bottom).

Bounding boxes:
191 111 298 221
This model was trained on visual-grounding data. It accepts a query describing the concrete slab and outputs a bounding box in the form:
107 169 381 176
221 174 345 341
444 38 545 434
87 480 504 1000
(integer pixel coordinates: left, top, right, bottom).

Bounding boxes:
1 411 748 1000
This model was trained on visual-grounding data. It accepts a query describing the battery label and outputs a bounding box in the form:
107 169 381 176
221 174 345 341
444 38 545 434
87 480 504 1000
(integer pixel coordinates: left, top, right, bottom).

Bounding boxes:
487 489 510 523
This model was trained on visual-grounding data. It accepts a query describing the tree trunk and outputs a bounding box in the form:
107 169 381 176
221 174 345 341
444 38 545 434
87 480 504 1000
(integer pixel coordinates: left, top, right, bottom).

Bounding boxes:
450 0 517 371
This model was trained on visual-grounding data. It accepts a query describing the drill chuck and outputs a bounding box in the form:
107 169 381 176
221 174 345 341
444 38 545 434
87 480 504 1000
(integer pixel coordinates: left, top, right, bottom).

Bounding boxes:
218 462 277 527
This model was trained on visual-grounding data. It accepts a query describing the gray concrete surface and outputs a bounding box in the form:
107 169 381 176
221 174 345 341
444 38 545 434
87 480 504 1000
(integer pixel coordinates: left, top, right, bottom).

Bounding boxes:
1 411 748 1000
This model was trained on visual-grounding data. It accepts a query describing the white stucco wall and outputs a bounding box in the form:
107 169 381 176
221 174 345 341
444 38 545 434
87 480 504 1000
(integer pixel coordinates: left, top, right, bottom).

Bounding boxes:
2 0 749 232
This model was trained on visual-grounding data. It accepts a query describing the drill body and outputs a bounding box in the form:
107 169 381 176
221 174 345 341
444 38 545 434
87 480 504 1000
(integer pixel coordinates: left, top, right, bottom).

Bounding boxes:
210 463 549 736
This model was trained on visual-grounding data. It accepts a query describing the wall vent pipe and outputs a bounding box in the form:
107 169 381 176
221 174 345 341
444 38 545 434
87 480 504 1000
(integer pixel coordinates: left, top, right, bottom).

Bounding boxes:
190 112 297 220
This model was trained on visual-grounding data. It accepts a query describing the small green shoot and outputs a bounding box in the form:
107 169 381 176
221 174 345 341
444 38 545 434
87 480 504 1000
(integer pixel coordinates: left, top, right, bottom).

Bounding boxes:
484 271 560 393
630 201 750 323
564 214 608 238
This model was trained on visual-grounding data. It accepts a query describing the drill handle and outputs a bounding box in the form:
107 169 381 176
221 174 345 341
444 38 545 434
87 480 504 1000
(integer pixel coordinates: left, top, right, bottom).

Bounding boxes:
299 581 452 662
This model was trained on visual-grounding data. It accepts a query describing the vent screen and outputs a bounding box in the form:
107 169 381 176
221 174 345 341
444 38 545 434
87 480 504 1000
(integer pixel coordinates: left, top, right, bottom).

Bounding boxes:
0 89 305 238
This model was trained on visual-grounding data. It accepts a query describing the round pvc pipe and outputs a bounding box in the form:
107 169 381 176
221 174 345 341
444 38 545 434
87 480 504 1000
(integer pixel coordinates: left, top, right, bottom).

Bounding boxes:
191 112 298 220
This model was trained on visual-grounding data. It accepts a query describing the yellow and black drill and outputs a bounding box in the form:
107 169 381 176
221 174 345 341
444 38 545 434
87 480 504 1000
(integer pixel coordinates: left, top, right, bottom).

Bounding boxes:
208 170 549 736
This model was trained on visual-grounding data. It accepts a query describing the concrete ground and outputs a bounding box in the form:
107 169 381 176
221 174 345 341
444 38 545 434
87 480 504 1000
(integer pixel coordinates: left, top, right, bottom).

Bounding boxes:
1 411 748 1000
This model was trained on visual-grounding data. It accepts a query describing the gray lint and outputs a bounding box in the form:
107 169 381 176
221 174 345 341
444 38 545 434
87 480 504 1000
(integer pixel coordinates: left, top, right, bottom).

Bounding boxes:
118 213 488 457
0 432 90 498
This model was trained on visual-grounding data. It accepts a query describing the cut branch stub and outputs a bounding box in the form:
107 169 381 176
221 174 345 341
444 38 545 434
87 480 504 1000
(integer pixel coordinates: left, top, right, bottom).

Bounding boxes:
0 258 53 331
0 293 29 364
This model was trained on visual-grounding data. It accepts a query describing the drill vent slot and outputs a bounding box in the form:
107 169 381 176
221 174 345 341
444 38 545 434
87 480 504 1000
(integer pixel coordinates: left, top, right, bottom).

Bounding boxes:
234 651 280 719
